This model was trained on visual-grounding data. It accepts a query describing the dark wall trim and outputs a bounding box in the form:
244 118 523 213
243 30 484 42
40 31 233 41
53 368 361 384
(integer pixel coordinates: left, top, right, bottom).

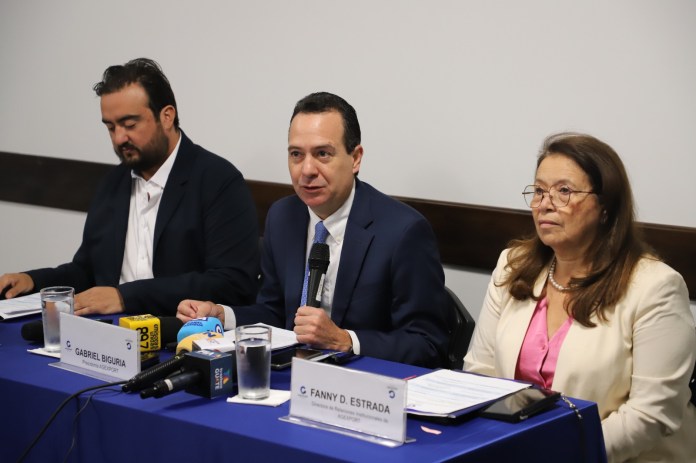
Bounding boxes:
0 152 110 212
2 151 695 299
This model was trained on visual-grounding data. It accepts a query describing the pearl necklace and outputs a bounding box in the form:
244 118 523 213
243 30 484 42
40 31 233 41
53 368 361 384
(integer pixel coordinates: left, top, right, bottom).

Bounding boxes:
548 258 571 292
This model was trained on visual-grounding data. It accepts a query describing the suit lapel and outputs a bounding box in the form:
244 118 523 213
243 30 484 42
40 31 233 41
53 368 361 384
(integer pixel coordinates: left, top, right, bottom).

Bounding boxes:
284 200 309 310
153 132 192 252
106 169 133 283
331 181 374 325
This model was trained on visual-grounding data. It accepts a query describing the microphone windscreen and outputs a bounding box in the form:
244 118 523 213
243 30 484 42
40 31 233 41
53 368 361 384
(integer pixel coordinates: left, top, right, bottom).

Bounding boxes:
160 317 184 345
176 317 223 343
175 331 224 354
182 350 235 398
120 315 165 352
308 243 330 271
21 319 44 343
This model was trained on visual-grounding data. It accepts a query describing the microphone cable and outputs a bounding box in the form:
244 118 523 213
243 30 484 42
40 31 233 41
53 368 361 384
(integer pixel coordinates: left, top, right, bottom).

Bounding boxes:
15 380 126 463
62 386 118 463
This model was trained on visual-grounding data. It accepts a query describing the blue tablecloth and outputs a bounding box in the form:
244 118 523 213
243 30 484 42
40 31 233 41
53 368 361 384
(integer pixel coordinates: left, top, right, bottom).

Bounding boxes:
0 315 607 463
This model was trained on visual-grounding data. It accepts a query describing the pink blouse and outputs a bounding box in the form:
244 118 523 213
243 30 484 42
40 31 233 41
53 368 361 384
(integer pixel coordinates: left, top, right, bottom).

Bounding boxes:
515 297 572 389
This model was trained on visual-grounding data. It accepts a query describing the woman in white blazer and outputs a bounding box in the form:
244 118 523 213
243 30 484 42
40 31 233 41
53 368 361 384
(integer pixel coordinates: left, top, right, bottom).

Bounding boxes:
464 133 695 463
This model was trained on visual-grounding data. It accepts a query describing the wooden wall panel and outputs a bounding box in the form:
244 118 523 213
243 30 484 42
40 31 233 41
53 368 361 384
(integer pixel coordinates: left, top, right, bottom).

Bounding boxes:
2 152 694 299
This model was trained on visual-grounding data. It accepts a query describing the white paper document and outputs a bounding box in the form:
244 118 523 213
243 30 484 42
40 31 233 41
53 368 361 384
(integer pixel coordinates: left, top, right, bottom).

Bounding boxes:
263 324 300 350
196 323 299 353
406 369 529 416
0 292 42 319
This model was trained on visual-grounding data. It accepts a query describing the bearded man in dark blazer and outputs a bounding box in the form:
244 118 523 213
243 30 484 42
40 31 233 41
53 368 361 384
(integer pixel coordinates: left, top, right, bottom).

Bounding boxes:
0 58 259 316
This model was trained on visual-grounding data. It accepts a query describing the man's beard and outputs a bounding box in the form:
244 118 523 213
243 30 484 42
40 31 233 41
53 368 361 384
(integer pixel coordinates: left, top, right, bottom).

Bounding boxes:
115 127 170 175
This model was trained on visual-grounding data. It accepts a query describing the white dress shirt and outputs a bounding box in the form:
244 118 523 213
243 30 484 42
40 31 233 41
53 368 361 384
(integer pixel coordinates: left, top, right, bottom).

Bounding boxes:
119 133 181 284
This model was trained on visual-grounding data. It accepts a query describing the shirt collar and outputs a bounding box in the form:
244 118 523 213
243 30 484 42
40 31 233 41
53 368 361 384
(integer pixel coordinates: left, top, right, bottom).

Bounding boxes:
307 179 355 244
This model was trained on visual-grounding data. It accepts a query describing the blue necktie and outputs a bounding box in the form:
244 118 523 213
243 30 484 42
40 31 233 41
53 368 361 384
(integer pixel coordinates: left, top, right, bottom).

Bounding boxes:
300 221 329 306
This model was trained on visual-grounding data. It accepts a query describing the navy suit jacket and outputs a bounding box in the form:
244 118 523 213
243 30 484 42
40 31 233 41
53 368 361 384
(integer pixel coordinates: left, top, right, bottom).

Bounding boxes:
27 132 259 315
234 179 450 368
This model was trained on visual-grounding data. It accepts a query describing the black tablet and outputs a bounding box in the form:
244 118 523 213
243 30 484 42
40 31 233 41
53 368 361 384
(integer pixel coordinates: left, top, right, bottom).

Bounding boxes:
270 346 323 370
480 387 560 422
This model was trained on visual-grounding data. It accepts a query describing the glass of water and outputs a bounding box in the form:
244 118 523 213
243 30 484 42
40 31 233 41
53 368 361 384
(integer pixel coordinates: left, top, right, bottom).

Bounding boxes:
235 325 271 400
40 286 74 352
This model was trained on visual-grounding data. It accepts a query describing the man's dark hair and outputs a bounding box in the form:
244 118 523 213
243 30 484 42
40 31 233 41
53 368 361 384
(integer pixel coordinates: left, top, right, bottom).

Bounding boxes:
93 58 179 128
291 92 360 153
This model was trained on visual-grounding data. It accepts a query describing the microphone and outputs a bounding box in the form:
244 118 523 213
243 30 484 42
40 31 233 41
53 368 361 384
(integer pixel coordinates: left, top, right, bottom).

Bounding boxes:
122 330 224 393
122 352 186 393
175 331 224 354
140 370 201 398
306 243 330 308
118 315 183 352
21 318 114 344
140 350 235 399
176 317 223 343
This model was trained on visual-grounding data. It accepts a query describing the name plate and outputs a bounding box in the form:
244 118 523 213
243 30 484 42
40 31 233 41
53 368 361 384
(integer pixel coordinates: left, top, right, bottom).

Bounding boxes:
54 313 140 381
283 358 407 446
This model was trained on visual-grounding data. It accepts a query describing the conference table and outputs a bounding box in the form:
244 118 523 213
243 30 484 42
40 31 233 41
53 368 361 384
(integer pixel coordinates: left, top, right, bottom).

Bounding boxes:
0 316 607 463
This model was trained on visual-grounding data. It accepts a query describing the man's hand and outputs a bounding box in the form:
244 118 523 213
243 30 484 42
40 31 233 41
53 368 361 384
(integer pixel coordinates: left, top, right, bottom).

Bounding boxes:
177 300 225 324
74 287 125 315
294 306 352 352
0 273 34 299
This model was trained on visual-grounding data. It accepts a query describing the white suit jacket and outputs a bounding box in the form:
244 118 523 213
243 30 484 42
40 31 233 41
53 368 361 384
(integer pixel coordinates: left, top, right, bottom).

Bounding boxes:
464 249 696 463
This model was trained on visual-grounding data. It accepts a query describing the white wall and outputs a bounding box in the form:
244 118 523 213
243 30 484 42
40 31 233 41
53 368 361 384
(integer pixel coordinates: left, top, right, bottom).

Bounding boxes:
1 0 695 318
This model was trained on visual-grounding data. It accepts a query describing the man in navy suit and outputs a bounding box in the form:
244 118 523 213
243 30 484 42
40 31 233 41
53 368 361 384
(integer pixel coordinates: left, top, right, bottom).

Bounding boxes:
0 58 259 316
178 92 449 367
